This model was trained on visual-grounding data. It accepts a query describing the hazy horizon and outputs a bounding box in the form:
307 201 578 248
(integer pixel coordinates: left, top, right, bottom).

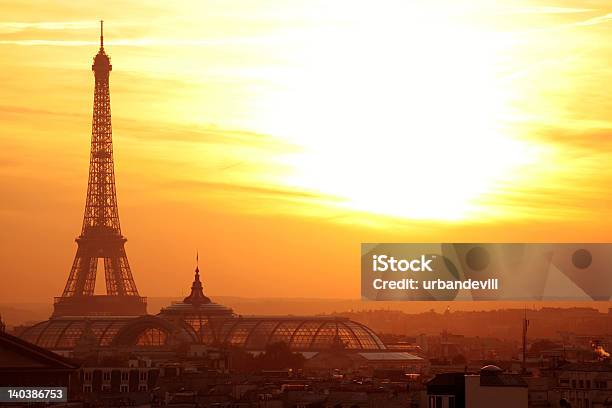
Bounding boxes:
2 296 610 327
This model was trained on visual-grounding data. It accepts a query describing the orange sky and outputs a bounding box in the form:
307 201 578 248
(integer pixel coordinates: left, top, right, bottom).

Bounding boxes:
2 0 612 303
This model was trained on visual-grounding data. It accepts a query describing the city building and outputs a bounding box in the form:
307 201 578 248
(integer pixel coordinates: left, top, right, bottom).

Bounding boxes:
553 362 612 408
426 365 528 408
0 328 78 389
21 262 390 357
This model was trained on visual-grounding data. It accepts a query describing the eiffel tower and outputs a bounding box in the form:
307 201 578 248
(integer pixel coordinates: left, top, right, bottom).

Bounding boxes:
53 22 146 317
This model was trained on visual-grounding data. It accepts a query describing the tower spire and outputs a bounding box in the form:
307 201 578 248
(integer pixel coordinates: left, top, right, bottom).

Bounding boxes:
100 20 104 48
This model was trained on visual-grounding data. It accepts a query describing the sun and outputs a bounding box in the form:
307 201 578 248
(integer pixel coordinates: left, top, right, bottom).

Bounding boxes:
250 3 539 221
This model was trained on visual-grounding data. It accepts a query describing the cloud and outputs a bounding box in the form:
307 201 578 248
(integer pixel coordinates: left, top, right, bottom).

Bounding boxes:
0 39 94 46
0 104 82 117
572 12 612 27
0 36 285 47
507 6 593 15
119 119 296 151
0 21 95 34
172 179 333 201
531 127 612 151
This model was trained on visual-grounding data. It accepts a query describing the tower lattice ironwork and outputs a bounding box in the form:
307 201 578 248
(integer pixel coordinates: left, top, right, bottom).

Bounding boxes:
53 21 146 317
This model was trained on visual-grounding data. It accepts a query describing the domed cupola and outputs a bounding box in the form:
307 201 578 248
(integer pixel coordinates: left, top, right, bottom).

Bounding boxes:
158 255 234 339
183 264 211 305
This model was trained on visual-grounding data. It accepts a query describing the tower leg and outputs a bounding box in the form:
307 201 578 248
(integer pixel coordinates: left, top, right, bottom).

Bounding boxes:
62 245 97 297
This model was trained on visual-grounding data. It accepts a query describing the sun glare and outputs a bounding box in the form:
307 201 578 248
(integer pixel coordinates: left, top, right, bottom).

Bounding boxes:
254 3 540 220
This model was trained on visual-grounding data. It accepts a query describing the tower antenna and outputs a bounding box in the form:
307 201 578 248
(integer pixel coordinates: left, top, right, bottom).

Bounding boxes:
100 20 104 48
522 306 529 374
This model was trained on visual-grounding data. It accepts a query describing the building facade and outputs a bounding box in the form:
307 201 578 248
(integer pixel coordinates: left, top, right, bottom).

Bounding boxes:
554 362 612 408
426 365 528 408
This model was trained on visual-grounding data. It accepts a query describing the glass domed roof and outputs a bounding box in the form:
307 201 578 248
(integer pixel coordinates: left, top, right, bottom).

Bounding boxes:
20 317 134 350
202 316 386 351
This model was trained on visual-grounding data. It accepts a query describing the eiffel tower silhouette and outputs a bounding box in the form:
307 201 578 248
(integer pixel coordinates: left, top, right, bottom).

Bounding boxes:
53 22 146 317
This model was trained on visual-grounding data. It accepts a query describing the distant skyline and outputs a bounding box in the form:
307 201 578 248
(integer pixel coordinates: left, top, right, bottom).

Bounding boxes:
2 1 612 303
